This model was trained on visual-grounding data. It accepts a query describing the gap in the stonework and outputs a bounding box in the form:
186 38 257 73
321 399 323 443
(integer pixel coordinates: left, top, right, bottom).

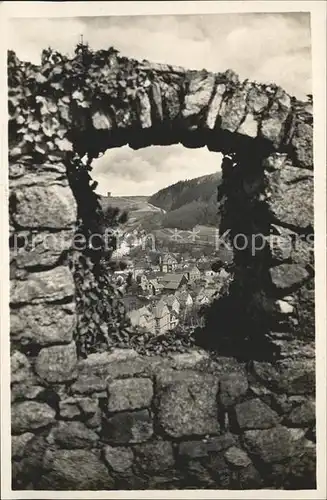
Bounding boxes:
90 144 232 338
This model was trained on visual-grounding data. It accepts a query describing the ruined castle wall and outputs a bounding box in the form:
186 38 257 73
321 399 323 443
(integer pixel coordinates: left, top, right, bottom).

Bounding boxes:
12 349 315 490
8 47 315 490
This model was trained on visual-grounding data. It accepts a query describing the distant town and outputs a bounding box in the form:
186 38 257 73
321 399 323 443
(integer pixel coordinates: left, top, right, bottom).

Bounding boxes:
99 172 232 338
110 239 231 337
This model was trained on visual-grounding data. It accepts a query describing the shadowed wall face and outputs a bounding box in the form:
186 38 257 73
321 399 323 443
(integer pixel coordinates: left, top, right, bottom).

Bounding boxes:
8 46 314 490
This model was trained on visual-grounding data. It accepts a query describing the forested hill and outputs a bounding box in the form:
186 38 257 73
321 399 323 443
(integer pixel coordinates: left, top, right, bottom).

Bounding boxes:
148 172 222 229
98 171 222 231
148 172 222 212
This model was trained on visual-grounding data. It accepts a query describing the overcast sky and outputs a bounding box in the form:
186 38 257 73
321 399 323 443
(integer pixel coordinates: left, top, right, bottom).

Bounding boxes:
9 13 311 196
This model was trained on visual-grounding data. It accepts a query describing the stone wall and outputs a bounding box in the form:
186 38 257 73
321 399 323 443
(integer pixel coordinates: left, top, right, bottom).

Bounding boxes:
9 158 77 352
11 349 315 490
8 46 315 490
200 145 314 360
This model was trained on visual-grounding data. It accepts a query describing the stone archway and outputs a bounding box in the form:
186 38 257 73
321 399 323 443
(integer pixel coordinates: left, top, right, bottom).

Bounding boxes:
8 44 315 490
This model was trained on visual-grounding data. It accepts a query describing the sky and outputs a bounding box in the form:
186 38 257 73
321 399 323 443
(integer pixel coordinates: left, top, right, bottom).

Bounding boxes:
8 13 312 196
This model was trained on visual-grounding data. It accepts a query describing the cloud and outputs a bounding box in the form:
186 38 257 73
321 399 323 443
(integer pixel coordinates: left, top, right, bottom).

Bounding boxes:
9 12 311 98
92 146 222 196
8 13 311 196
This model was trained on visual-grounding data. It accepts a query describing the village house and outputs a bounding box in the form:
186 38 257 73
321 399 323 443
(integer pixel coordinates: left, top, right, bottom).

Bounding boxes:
162 294 180 315
159 273 188 292
159 253 178 273
169 310 179 330
136 274 150 293
127 306 155 334
132 261 149 279
153 299 179 333
175 290 193 309
183 266 201 282
148 278 164 295
153 301 171 335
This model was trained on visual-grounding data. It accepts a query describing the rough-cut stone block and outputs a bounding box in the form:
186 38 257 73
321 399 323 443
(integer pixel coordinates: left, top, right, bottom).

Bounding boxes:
219 371 249 408
10 302 75 347
47 421 99 449
267 234 293 262
102 409 153 445
10 266 74 305
253 359 315 395
77 397 99 417
233 398 279 430
267 179 313 230
291 121 313 170
168 350 210 370
179 433 237 459
107 377 153 412
12 432 35 459
12 401 56 434
70 375 107 395
261 117 284 146
263 153 287 171
11 383 46 405
12 184 76 229
103 445 134 473
243 426 296 464
35 342 77 383
284 400 315 427
13 433 48 482
280 165 314 184
150 81 163 121
182 73 216 119
42 449 114 490
159 81 181 120
12 229 74 269
206 83 225 129
137 89 152 128
85 408 102 430
78 348 139 375
224 446 252 468
238 113 258 138
96 357 149 380
156 370 219 438
11 351 34 385
247 85 269 113
260 89 291 147
134 441 175 472
269 264 309 291
219 86 249 132
59 398 81 420
292 236 314 267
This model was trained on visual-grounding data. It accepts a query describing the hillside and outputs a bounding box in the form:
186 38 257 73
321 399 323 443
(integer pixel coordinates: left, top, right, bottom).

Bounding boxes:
149 172 222 230
148 172 222 212
98 171 222 232
98 195 152 213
